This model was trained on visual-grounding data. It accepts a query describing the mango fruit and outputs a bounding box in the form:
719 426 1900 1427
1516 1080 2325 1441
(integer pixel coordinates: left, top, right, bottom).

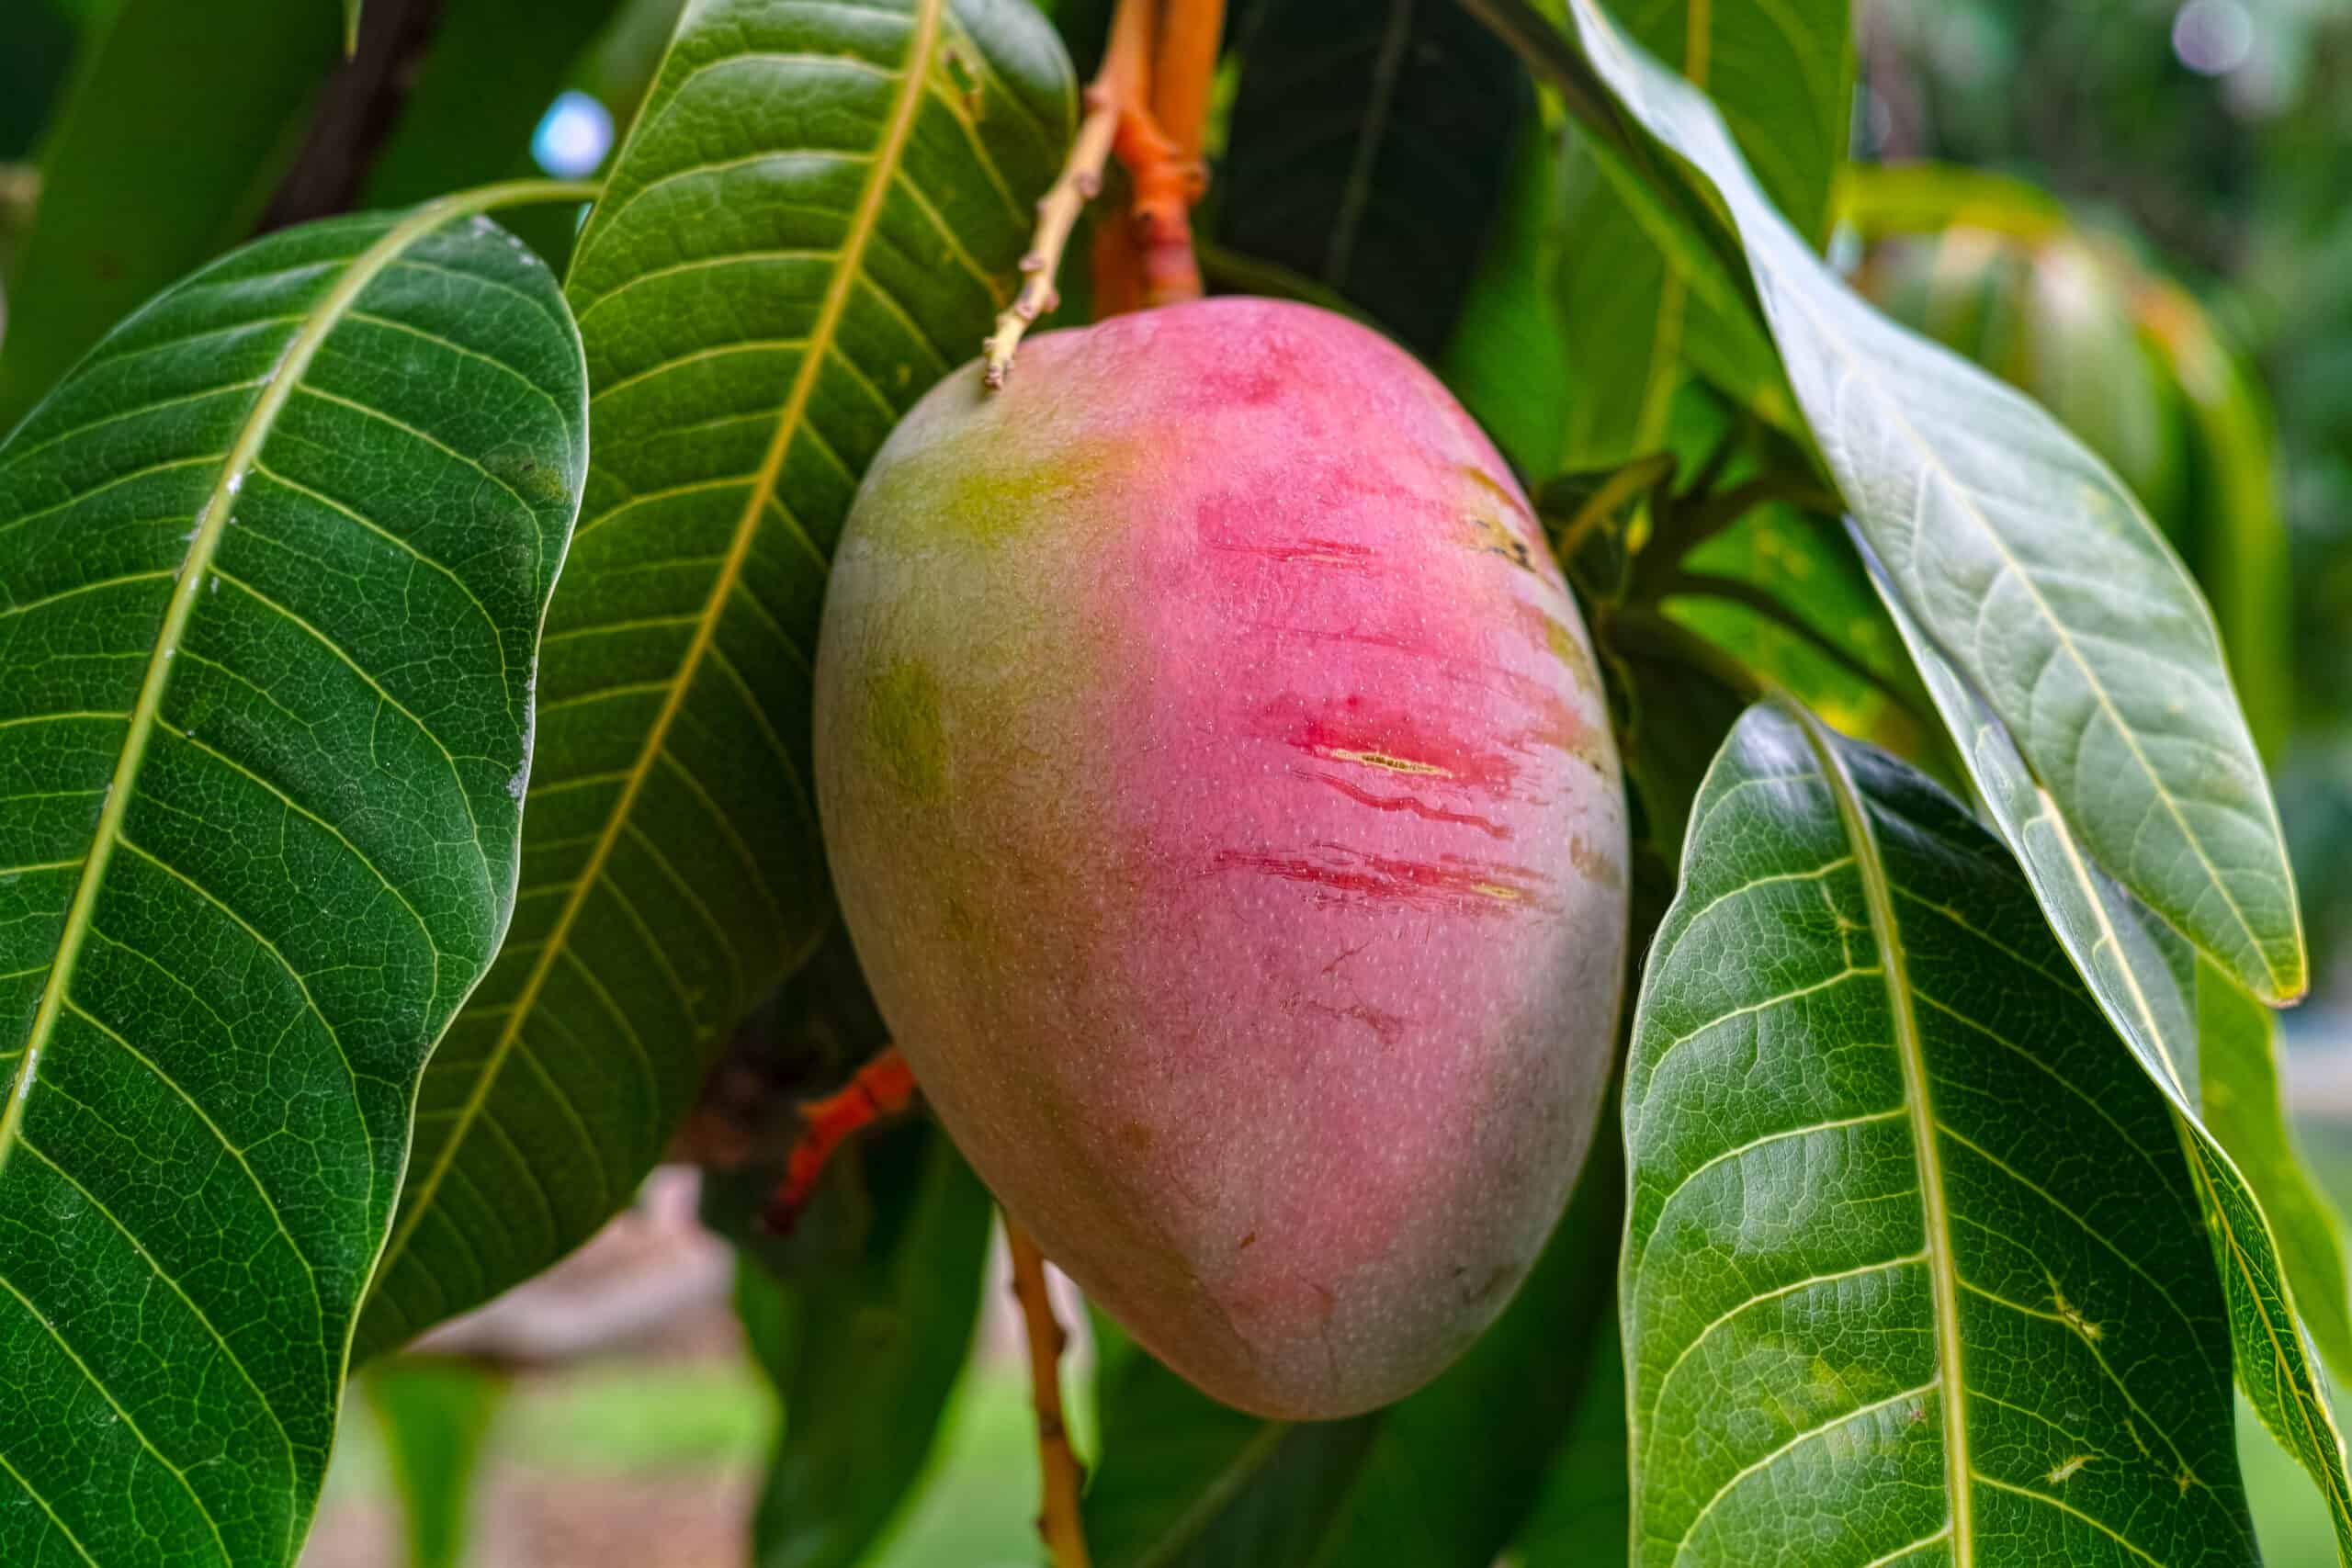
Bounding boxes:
813 298 1628 1418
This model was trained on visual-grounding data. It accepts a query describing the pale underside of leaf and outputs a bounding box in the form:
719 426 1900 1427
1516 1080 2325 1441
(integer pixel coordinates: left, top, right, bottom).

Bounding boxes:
1559 0 2304 1006
1863 545 2352 1560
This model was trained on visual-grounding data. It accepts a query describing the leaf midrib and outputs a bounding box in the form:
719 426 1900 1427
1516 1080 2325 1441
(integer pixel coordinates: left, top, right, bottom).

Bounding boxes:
378 0 949 1280
1783 699 1973 1564
0 193 500 1184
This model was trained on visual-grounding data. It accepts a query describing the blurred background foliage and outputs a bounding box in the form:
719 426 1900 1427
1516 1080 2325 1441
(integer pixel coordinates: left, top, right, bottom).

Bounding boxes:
3 0 2351 1562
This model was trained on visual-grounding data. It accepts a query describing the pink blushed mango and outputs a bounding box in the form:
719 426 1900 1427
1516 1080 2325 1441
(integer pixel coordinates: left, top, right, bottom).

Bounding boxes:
813 298 1627 1419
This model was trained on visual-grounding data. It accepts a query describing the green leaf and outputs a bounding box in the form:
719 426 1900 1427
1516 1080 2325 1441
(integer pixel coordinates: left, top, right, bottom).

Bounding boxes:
2199 963 2352 1383
1440 113 1573 478
0 192 586 1566
729 1119 992 1568
359 0 629 209
0 0 342 432
1543 0 2307 1002
1863 547 2352 1556
343 0 361 56
1626 702 2256 1564
1507 1315 1630 1566
1084 1104 1623 1568
364 1358 507 1568
358 0 1076 1356
1551 0 1849 466
1216 0 1528 355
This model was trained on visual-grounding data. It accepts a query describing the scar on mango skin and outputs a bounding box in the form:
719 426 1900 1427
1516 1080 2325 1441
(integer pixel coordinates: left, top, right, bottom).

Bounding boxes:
1329 748 1452 776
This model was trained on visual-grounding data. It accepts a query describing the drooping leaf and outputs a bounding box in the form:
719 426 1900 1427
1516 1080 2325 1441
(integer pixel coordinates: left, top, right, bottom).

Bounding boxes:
0 194 586 1566
1863 546 2352 1554
0 0 342 432
726 1119 992 1568
1625 702 2256 1564
364 1358 508 1568
1550 0 1849 467
358 0 1076 1356
1217 0 1527 355
1084 1102 1623 1568
1532 0 2308 1002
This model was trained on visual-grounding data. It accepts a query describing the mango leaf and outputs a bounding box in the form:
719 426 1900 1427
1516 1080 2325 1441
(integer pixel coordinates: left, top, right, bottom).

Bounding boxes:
1532 0 2308 1002
1551 0 1848 466
359 0 630 209
364 1358 508 1568
357 0 1076 1357
1863 546 2352 1555
726 1119 992 1568
1626 702 2256 1564
1216 0 1527 355
0 193 586 1566
1441 115 1574 478
1506 1316 1630 1565
0 0 342 432
1084 1100 1623 1568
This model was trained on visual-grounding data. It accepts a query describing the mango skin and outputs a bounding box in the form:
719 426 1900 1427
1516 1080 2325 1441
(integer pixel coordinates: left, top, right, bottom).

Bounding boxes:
814 298 1628 1419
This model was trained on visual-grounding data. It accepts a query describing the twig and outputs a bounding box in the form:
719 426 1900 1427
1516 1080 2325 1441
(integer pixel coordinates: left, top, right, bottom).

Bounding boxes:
1008 1219 1091 1568
983 90 1124 387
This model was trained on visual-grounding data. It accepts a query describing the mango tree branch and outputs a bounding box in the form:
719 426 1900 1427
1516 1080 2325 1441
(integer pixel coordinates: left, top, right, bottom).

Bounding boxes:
1008 1219 1091 1568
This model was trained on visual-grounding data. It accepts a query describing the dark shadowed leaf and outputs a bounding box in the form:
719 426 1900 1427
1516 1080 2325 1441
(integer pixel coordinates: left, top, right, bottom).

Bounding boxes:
0 0 342 433
1217 0 1527 355
0 194 585 1566
1625 702 2255 1564
725 1119 992 1568
1537 0 2306 1004
358 0 1075 1357
359 0 629 209
1506 1315 1629 1566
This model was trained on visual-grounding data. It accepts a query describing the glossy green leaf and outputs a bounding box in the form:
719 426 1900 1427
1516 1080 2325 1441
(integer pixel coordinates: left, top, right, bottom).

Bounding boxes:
1864 547 2352 1555
1217 0 1528 355
359 0 1076 1356
1545 0 2307 1002
1551 0 1848 466
0 0 341 433
1084 1106 1623 1568
364 1358 507 1568
1626 702 2255 1564
729 1119 991 1568
0 195 586 1566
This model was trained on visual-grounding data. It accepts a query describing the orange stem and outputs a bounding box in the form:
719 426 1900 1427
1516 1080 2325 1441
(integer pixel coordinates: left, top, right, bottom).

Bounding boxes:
763 1046 917 1232
1150 0 1224 171
1009 1219 1091 1568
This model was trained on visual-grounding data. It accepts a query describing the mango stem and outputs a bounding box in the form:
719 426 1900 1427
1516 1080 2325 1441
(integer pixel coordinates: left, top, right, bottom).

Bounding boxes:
1009 1219 1092 1568
984 0 1223 384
